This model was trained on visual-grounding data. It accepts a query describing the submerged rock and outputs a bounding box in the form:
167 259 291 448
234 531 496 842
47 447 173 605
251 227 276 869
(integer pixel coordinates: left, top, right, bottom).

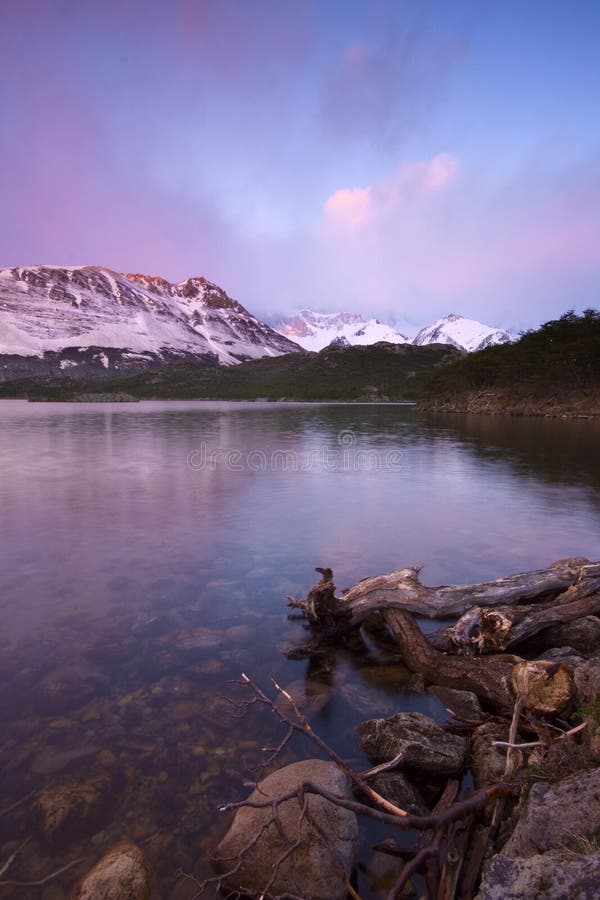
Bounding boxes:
72 840 159 899
34 661 106 713
367 772 429 815
358 712 466 775
214 759 359 899
32 769 122 846
476 851 600 899
275 679 332 717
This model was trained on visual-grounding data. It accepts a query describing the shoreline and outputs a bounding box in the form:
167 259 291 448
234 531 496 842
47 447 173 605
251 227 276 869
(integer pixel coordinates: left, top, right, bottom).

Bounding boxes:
418 387 600 420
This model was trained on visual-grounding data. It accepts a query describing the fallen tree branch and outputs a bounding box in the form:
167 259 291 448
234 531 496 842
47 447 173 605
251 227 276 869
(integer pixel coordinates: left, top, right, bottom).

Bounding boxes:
289 559 600 624
492 719 588 751
444 583 600 653
384 609 517 712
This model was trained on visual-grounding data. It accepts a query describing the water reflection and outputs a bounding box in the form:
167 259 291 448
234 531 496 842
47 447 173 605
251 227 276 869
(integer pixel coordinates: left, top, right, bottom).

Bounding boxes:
0 400 599 897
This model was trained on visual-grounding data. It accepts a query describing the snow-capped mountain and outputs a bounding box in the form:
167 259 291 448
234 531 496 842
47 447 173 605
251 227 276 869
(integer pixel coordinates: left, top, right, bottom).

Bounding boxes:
0 266 300 376
275 308 512 353
275 310 410 351
412 313 513 352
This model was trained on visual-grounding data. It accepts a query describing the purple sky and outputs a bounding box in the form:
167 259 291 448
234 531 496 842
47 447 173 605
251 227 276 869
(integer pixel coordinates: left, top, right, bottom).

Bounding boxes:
1 1 599 330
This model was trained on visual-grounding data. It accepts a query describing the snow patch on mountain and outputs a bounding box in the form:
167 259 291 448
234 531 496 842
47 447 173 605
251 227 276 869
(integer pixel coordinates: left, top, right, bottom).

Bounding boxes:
275 309 410 351
0 266 300 365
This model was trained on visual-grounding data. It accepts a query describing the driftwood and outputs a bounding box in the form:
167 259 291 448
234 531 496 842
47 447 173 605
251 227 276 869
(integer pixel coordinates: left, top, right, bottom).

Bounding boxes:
288 559 600 713
445 581 600 653
384 609 517 712
291 558 600 624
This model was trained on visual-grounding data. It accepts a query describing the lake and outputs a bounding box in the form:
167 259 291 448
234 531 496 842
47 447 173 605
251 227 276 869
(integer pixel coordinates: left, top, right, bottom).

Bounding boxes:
1 400 599 897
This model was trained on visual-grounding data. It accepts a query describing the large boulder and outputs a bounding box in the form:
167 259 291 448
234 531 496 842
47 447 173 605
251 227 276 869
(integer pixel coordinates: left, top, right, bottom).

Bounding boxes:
358 712 466 775
476 850 600 899
503 767 600 857
214 759 359 899
32 769 122 846
72 840 159 899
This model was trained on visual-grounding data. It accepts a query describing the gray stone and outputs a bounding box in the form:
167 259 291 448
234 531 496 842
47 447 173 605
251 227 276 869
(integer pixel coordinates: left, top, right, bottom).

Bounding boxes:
214 759 359 899
429 685 484 721
368 772 429 816
476 851 600 899
539 646 586 668
72 840 159 899
503 767 600 858
536 616 600 655
470 721 508 789
358 712 466 775
573 658 600 706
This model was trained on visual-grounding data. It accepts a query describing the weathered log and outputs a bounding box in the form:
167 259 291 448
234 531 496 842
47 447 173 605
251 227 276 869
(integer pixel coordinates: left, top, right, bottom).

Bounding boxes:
384 610 517 712
291 558 600 624
443 583 600 653
290 564 586 713
348 558 600 621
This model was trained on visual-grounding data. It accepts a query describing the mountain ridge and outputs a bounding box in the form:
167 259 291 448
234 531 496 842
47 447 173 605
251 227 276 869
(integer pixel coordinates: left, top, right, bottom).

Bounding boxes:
0 265 300 377
275 309 513 353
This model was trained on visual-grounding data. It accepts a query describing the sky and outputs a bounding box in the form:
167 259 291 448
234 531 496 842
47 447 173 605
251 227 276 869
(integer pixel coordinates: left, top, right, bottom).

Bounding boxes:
1 0 599 331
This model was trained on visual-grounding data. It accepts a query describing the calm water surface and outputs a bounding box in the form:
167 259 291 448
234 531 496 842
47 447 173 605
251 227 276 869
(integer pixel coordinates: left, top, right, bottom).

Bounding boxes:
1 400 599 897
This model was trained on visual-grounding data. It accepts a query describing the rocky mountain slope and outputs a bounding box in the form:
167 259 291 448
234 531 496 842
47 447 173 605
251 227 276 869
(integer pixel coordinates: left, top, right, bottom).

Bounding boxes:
0 266 300 380
276 309 512 353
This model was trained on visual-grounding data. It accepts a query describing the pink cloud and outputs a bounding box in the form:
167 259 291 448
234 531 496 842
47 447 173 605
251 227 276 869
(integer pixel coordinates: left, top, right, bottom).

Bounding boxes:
323 153 460 230
324 187 373 229
318 155 600 326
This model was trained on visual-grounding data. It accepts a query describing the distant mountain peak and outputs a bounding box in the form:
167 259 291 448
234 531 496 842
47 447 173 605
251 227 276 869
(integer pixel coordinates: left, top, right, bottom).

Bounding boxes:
412 314 513 352
275 309 410 351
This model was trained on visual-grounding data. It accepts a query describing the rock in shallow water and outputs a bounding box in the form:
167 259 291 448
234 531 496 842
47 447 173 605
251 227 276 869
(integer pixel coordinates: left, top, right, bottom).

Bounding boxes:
359 712 466 775
32 768 122 846
428 685 484 721
72 840 159 899
214 759 359 899
367 772 429 815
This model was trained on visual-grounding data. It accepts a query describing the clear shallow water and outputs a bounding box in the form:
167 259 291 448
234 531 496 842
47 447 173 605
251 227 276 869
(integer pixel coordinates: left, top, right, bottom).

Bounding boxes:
0 400 599 897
